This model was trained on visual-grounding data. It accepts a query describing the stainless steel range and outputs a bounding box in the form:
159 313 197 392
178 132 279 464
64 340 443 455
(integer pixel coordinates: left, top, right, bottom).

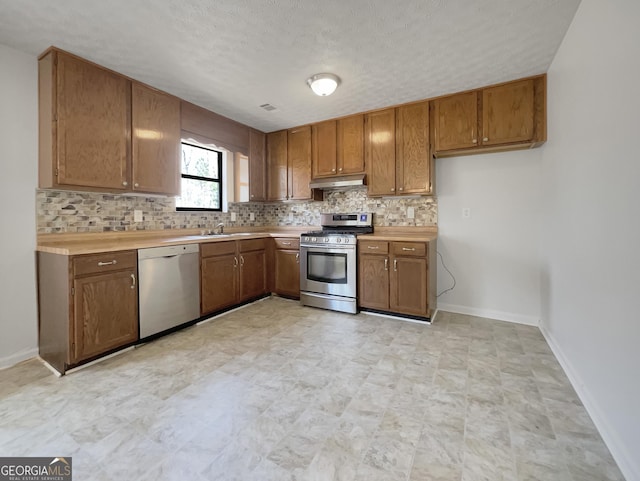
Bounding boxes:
300 213 373 314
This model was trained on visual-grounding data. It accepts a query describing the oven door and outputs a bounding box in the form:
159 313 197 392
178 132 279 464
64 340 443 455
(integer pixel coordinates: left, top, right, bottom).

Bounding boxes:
300 244 356 298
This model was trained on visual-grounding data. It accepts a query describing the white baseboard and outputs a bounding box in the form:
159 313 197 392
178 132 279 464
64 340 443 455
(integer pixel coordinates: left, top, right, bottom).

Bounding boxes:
436 303 539 326
540 325 639 481
0 347 38 370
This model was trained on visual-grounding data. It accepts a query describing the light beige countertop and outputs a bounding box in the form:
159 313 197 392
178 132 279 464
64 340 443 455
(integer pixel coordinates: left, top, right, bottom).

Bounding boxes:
37 226 437 255
37 227 313 255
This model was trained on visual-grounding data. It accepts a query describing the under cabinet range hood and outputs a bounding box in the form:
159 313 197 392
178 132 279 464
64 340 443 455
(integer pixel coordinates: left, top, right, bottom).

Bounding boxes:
309 174 366 190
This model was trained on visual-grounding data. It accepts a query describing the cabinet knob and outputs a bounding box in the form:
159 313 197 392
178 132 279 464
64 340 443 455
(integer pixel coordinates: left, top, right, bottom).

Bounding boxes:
483 137 489 142
134 183 139 188
390 188 395 192
472 139 477 144
338 168 343 172
332 169 336 172
122 181 128 186
399 187 403 191
251 194 254 198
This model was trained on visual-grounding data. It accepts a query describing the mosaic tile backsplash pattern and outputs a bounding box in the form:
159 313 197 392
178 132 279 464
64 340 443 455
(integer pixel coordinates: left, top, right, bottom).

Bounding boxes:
37 187 437 233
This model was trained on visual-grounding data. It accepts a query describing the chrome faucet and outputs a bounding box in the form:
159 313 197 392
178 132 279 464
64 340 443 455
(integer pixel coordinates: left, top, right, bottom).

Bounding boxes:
215 222 224 234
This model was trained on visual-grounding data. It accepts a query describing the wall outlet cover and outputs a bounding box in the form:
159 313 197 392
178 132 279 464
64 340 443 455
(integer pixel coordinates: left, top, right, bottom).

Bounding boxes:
230 212 237 222
288 212 294 221
134 210 143 222
250 212 255 221
407 207 415 219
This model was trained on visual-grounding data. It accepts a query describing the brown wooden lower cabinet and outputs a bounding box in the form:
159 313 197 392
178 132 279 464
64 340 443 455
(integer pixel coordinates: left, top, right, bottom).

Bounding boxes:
200 239 268 316
358 239 436 319
273 237 300 298
38 250 139 374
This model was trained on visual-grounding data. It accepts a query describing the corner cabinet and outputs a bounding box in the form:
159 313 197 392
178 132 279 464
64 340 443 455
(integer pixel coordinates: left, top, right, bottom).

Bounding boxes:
432 75 546 156
38 48 181 195
365 102 433 197
358 239 436 320
200 239 268 316
38 250 139 374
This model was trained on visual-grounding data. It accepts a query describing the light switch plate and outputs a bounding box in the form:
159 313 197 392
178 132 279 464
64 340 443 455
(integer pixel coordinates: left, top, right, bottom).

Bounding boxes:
230 212 237 222
407 207 415 219
134 210 143 222
250 212 255 221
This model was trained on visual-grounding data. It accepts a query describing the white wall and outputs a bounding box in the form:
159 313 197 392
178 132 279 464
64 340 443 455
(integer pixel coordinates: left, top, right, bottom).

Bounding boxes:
540 0 640 479
0 44 39 368
436 149 542 325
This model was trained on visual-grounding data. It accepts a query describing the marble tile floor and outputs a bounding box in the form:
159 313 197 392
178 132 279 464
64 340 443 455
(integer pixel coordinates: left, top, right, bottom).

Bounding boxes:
0 297 624 481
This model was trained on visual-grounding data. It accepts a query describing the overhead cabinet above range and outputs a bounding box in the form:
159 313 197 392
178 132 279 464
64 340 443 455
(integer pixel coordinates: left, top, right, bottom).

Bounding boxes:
39 48 180 195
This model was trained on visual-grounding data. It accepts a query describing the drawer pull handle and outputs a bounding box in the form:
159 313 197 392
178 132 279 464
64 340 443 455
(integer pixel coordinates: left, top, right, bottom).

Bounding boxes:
234 257 238 268
240 255 245 266
98 260 117 266
296 253 300 263
367 246 379 249
393 259 398 271
282 242 292 245
384 258 388 270
402 247 416 251
130 273 136 289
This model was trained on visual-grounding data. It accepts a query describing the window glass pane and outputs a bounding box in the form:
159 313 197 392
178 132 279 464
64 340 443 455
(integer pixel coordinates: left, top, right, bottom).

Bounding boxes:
181 143 219 179
176 178 220 209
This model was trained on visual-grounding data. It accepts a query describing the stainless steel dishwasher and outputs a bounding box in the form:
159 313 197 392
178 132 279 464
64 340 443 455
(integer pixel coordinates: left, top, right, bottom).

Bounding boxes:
138 244 200 339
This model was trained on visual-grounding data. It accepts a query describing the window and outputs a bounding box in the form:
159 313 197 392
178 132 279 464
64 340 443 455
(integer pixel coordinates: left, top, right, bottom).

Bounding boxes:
176 143 223 211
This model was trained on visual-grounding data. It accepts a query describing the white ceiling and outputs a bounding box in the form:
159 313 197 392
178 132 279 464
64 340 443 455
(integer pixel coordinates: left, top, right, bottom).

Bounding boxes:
0 0 580 133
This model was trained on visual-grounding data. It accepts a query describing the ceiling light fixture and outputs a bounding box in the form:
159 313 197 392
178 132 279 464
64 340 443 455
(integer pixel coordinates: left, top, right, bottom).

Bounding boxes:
306 73 341 96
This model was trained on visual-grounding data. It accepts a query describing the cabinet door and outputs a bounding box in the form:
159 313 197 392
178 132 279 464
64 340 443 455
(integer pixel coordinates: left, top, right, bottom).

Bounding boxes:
249 129 266 201
267 130 288 201
396 102 430 195
274 249 300 298
239 250 267 301
482 79 534 146
288 126 313 200
433 91 478 152
312 120 337 178
358 254 389 310
72 269 138 363
390 256 428 317
56 53 130 190
365 109 396 196
201 254 238 314
131 83 181 195
337 114 365 175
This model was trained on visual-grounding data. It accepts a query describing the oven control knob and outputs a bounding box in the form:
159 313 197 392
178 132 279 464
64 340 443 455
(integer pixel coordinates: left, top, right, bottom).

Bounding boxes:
336 237 342 243
312 237 317 242
324 237 329 243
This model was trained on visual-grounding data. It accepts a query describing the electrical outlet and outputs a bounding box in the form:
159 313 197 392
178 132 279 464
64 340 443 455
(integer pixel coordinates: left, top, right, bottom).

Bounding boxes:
407 207 415 219
462 207 471 219
134 210 143 222
249 212 255 221
230 212 237 222
288 212 294 221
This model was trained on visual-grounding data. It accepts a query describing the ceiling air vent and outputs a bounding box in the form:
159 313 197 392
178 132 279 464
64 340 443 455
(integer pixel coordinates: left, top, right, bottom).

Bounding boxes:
259 103 277 111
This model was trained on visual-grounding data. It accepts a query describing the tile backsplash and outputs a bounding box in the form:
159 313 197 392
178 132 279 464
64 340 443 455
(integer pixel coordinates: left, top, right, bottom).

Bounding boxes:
36 187 437 233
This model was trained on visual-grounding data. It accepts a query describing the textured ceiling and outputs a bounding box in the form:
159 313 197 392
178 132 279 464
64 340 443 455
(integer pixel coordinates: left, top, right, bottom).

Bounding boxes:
0 0 580 132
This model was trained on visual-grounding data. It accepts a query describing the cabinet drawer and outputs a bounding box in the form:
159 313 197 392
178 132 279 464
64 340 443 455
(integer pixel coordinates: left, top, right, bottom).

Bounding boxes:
359 240 389 254
239 238 267 253
73 250 136 276
391 242 426 257
274 238 300 250
201 240 236 258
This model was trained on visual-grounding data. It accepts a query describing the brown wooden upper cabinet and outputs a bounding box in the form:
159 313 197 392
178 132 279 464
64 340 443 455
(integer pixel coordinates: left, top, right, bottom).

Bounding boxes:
432 75 546 156
311 114 365 179
131 83 181 195
366 102 432 196
38 48 181 195
249 129 267 201
267 126 316 201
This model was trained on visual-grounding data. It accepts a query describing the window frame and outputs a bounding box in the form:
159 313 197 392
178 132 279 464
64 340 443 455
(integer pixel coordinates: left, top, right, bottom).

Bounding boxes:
176 142 223 212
